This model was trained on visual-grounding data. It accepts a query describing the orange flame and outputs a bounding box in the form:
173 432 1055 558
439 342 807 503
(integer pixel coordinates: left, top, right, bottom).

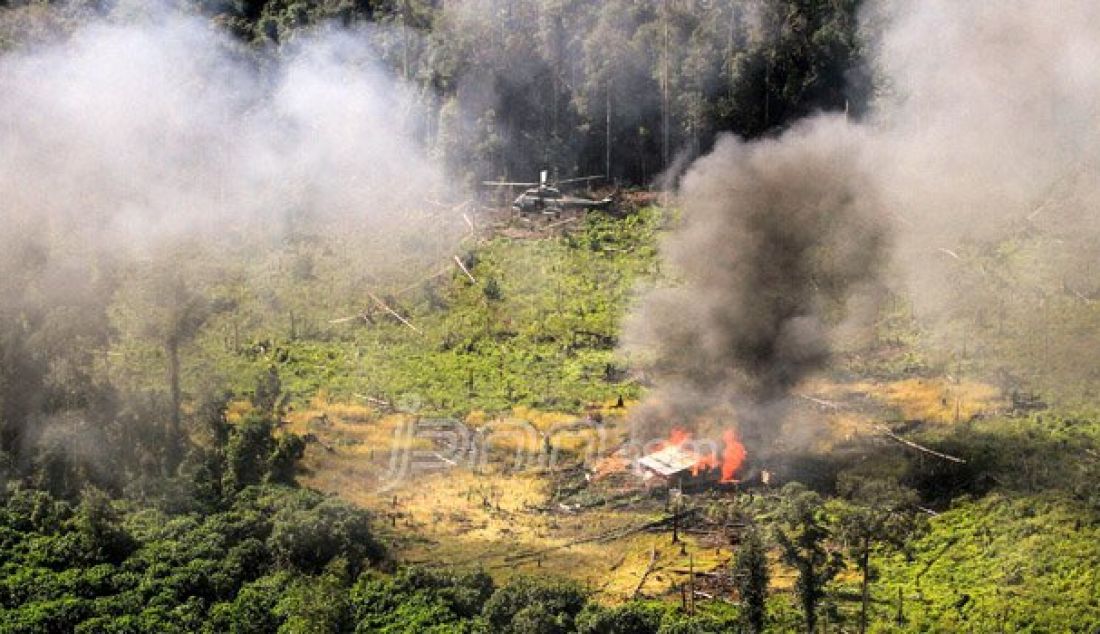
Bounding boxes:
692 452 719 477
668 427 691 446
658 427 745 480
720 429 747 483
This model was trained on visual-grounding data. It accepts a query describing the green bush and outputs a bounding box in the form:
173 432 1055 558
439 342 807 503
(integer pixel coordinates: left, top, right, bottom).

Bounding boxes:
481 576 587 634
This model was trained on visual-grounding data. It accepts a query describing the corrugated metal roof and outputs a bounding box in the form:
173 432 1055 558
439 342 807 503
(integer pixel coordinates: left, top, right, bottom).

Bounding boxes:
637 445 699 476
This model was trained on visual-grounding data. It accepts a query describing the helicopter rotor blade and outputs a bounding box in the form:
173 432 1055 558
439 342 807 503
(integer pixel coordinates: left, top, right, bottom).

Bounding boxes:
482 181 537 187
557 175 605 185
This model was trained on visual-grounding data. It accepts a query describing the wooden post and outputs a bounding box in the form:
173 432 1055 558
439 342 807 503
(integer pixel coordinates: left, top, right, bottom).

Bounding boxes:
672 495 680 544
689 553 696 615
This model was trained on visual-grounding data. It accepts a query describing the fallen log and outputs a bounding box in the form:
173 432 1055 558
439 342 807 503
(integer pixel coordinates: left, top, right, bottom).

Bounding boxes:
355 394 393 408
799 394 843 410
453 255 477 283
668 569 725 577
874 425 966 463
544 216 581 231
432 452 458 466
493 509 698 567
367 291 422 334
631 545 658 599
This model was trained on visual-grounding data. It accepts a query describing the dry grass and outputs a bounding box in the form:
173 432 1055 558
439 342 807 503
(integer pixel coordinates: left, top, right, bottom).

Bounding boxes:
466 405 632 457
226 399 252 423
326 458 727 599
382 476 753 603
280 396 747 601
814 412 875 450
509 405 576 431
804 376 1004 425
859 378 1003 424
251 366 1000 614
277 378 1000 600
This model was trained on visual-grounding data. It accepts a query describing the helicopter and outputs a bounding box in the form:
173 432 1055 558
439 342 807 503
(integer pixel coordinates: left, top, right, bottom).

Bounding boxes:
482 171 613 215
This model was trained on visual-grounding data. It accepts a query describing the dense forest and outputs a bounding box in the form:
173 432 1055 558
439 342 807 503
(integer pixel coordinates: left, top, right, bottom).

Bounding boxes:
3 0 1100 632
1 0 866 185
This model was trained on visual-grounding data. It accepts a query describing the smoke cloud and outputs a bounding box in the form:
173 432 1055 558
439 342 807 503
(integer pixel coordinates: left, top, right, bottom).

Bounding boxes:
0 8 464 470
872 0 1100 313
0 10 462 265
627 0 1100 452
626 117 888 453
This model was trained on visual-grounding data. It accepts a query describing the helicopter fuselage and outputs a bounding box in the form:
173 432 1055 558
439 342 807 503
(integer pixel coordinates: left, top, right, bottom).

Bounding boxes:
512 186 612 214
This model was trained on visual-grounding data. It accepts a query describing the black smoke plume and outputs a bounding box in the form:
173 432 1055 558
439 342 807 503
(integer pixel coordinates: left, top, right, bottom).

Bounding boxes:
626 117 888 454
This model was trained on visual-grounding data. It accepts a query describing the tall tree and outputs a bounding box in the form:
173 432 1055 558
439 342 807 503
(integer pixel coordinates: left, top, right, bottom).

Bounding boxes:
733 525 770 634
775 483 842 634
119 265 212 471
832 474 923 633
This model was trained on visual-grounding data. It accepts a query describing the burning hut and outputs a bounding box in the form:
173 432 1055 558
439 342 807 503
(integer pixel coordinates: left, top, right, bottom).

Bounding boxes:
637 444 704 484
635 428 746 487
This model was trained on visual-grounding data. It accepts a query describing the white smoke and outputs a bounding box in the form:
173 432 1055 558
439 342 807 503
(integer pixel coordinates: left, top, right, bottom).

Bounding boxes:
627 0 1100 447
0 10 461 262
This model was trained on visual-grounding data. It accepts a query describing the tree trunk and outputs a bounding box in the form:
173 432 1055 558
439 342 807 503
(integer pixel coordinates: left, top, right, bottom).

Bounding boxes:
804 560 818 634
661 1 670 170
166 338 181 470
605 79 612 181
860 537 871 634
764 58 771 129
401 8 409 80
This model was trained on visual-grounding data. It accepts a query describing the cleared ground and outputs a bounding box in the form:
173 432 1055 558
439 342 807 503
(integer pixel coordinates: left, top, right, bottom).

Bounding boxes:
273 375 1006 603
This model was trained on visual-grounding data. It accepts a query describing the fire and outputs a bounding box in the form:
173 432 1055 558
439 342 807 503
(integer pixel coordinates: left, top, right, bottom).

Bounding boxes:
720 429 747 483
692 452 719 477
667 427 692 447
658 427 747 481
